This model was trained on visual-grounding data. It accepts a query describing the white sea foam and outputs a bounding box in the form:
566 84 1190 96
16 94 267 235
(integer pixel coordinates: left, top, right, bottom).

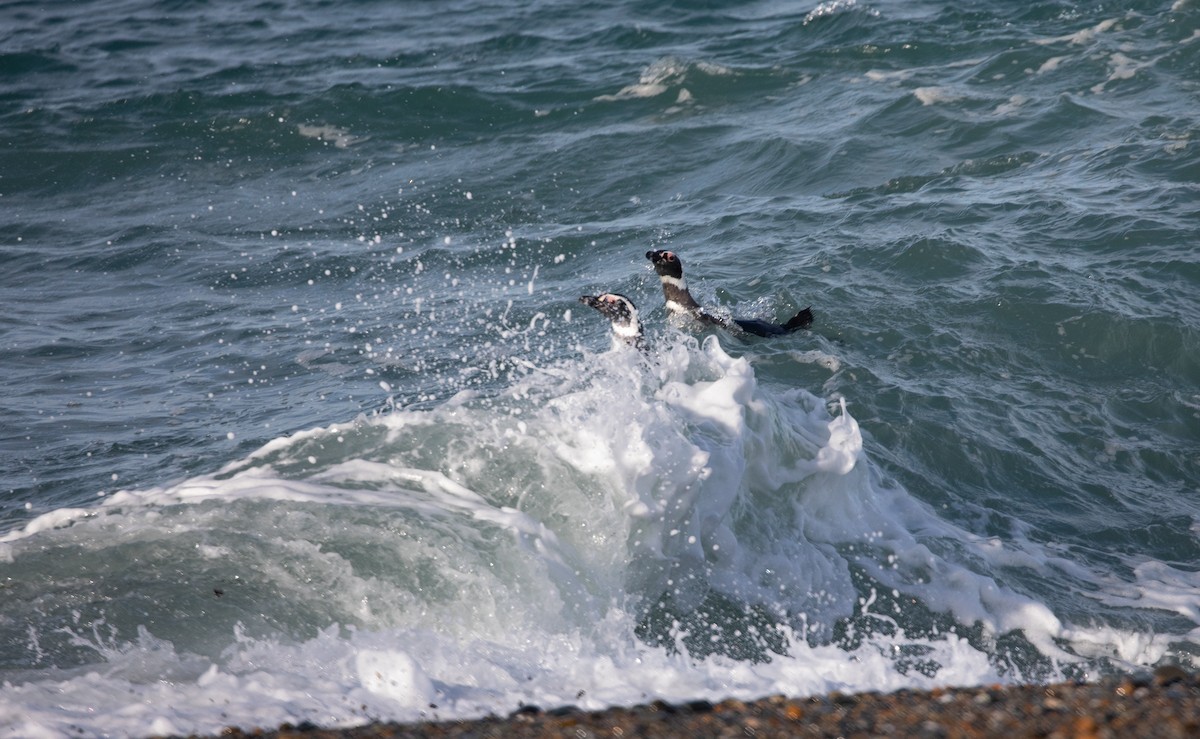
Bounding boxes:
913 86 962 106
0 617 1000 739
1037 55 1067 74
1034 17 1122 47
1090 52 1152 94
0 337 1194 738
994 95 1028 116
595 57 732 102
865 69 913 83
297 124 367 148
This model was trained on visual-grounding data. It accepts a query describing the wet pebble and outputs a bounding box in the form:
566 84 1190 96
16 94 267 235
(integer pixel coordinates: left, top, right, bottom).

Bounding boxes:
191 671 1200 739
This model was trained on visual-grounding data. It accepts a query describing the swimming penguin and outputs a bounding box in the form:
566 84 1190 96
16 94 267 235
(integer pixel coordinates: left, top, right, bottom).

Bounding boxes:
645 249 813 337
579 293 645 348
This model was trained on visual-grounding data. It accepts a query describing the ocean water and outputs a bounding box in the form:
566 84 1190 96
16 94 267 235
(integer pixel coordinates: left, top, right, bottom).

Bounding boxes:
2 0 1199 735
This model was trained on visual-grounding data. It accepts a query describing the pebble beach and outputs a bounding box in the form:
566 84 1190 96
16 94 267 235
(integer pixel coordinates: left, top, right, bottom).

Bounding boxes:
198 670 1200 738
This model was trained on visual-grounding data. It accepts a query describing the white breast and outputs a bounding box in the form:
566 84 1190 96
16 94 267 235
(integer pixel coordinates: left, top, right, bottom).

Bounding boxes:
664 299 688 315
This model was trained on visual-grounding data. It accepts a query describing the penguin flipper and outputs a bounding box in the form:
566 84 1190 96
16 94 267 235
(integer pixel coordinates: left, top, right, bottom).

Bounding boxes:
783 306 814 332
731 318 785 337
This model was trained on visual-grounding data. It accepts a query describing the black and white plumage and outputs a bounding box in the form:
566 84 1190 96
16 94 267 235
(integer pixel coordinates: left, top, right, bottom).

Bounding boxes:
579 293 645 348
645 249 813 337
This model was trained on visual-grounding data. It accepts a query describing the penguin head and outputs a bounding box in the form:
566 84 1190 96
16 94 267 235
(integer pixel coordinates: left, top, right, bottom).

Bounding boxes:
579 293 643 345
645 250 683 279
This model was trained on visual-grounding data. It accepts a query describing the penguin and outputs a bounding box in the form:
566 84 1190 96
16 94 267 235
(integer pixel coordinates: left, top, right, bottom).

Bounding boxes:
579 293 645 348
645 249 813 337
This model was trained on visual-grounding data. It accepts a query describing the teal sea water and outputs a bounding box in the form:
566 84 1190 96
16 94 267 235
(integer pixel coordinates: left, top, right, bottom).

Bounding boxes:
2 0 1199 735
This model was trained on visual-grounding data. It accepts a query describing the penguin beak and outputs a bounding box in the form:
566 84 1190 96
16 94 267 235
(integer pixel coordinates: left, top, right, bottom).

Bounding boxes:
646 250 674 266
581 295 623 321
581 295 613 317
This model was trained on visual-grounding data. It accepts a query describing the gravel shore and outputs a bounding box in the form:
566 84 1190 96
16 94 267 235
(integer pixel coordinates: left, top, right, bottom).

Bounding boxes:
195 667 1198 738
